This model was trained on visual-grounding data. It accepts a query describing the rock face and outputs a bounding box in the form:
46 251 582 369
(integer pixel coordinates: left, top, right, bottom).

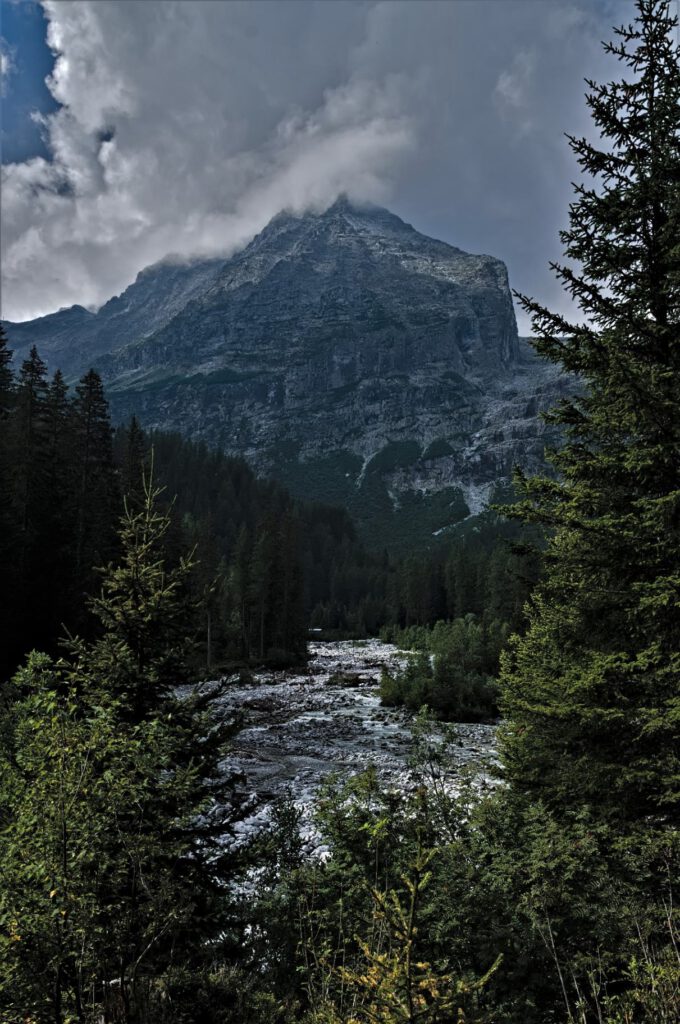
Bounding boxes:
4 198 573 546
4 258 225 379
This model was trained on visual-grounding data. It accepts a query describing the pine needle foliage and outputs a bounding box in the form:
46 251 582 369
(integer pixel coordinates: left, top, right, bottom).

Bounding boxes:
83 464 196 717
332 842 499 1024
500 0 680 826
0 470 241 1022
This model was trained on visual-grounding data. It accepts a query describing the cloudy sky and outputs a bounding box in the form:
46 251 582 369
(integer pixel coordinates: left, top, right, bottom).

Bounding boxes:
1 0 637 330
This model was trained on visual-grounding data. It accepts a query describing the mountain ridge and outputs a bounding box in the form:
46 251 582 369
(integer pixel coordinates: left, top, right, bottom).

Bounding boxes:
3 199 570 547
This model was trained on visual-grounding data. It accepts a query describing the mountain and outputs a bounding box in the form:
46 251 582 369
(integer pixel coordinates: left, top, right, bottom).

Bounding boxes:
4 198 571 548
4 258 225 378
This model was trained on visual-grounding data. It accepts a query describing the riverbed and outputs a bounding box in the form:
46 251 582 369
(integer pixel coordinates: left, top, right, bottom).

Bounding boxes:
217 639 497 853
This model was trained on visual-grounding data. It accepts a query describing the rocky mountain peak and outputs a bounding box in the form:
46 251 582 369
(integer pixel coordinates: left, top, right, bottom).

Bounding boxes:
1 200 568 546
242 197 445 269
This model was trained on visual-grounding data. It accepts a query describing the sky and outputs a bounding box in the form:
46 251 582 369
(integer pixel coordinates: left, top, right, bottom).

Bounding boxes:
0 0 641 331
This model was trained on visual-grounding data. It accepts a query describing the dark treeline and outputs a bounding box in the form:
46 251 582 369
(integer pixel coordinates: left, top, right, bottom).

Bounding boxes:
311 518 542 638
0 343 120 679
142 426 541 650
119 426 310 669
374 526 543 722
0 337 314 676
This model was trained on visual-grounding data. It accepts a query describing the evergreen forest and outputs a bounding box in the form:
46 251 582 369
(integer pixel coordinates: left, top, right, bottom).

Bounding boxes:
0 3 678 1022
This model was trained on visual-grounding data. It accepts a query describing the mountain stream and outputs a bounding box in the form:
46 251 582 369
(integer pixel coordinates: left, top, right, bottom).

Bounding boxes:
217 640 497 857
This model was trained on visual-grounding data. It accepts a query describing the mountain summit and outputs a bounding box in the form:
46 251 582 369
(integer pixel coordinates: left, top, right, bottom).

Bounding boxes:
6 199 518 378
4 200 566 546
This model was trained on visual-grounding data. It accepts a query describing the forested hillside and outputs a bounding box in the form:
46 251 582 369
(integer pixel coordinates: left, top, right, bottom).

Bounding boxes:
1 337 313 675
0 327 537 682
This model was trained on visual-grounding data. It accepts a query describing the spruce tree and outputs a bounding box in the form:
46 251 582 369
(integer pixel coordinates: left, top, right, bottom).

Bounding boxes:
85 472 197 716
7 347 52 667
72 369 120 605
500 0 680 827
118 413 149 510
0 328 17 681
13 346 50 538
0 325 14 419
79 474 241 996
0 476 241 1021
35 371 76 647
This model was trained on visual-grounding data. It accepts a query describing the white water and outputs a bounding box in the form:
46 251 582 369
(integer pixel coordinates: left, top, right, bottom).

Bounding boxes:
216 640 497 856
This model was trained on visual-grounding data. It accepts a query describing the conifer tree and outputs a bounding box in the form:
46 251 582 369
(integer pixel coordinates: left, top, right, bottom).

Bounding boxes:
35 371 76 645
500 0 680 827
0 475 241 1021
6 347 52 665
0 328 17 681
72 369 120 603
85 470 196 716
0 325 14 419
13 346 50 537
118 413 149 510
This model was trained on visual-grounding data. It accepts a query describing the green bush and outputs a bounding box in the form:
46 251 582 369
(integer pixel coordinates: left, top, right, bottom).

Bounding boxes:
380 616 504 720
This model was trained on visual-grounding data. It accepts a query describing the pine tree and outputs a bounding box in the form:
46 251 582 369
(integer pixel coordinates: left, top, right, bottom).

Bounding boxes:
85 472 197 717
500 0 680 827
72 369 120 605
118 414 149 510
0 325 14 420
12 346 49 541
0 328 17 681
0 476 242 1021
36 371 76 646
80 474 241 995
5 347 52 668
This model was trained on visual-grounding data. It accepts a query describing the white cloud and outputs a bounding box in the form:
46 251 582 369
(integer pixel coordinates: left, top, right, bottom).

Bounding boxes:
1 0 636 328
0 41 15 96
494 51 537 136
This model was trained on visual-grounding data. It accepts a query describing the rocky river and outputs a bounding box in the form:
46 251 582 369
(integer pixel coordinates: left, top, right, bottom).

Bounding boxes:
216 640 498 854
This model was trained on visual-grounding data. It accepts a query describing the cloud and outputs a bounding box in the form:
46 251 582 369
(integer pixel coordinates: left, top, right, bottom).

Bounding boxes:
494 51 537 136
1 0 636 329
0 41 15 96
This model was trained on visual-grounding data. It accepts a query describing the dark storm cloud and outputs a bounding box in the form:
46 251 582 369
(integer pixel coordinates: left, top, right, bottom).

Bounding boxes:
1 0 635 327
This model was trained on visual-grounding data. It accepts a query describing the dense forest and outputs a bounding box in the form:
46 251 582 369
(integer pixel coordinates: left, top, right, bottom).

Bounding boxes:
0 342 315 676
0 3 678 1022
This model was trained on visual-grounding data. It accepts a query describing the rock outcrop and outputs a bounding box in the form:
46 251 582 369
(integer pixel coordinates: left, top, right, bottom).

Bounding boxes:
4 198 573 546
